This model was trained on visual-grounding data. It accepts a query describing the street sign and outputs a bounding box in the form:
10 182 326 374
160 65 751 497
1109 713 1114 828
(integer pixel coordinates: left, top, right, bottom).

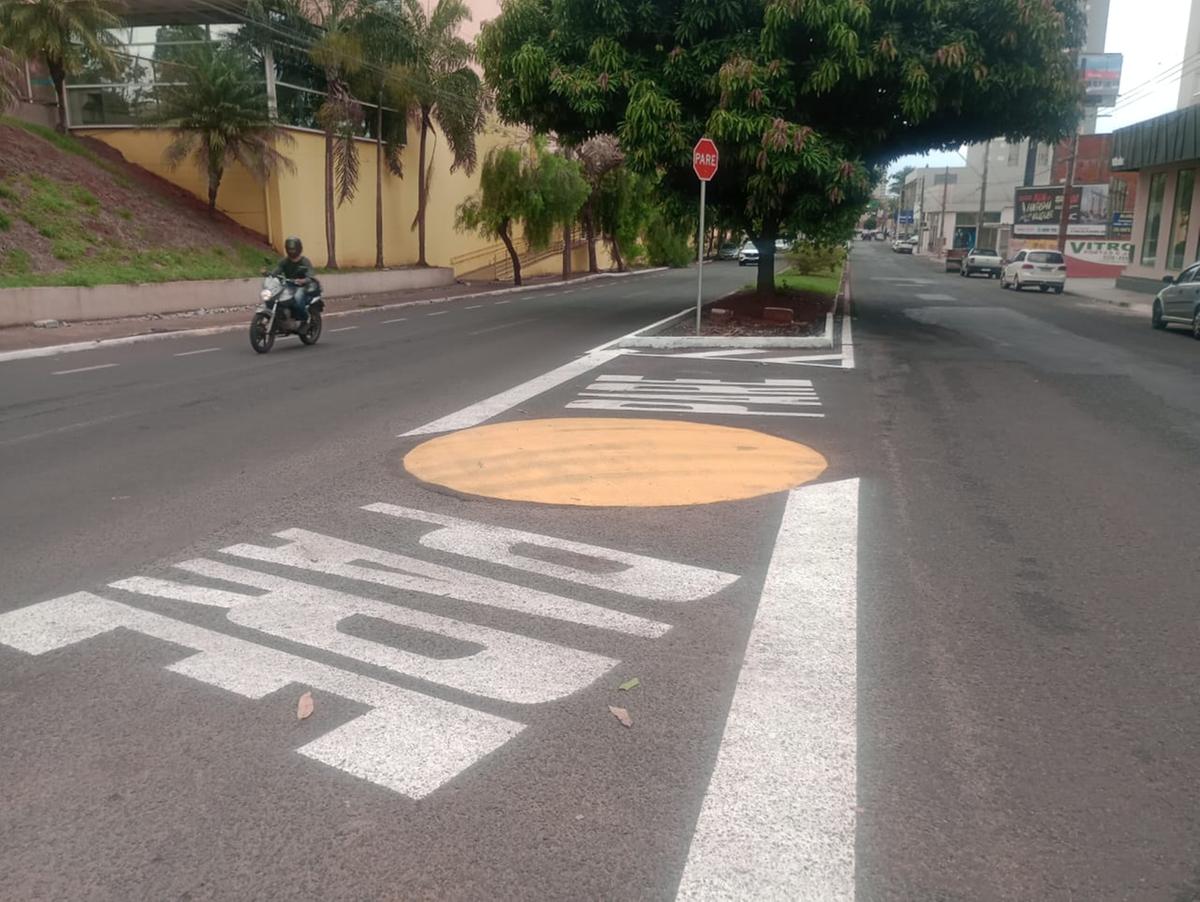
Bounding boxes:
693 138 719 182
692 138 718 334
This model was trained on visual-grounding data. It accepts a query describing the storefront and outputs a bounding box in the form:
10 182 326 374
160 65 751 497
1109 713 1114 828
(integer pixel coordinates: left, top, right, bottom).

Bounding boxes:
1112 106 1200 292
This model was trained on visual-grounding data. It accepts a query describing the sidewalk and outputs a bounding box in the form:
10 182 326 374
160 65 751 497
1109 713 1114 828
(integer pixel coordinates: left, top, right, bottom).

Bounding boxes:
1065 278 1154 313
0 270 634 354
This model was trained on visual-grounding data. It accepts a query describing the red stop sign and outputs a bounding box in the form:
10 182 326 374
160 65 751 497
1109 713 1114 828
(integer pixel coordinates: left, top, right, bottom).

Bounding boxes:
693 137 719 181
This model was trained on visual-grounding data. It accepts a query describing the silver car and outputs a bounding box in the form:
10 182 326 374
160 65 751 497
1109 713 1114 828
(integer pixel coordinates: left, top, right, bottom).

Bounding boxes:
1151 261 1200 336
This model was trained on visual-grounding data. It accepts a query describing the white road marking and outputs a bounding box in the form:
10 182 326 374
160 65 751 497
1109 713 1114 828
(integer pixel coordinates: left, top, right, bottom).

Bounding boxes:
52 363 117 376
402 349 623 436
467 319 531 337
494 300 511 304
677 478 858 900
0 592 523 799
382 317 407 324
427 310 449 317
841 310 856 370
329 326 358 333
174 347 221 357
113 559 616 705
465 304 484 309
916 293 956 301
568 376 823 417
219 527 669 638
365 504 738 601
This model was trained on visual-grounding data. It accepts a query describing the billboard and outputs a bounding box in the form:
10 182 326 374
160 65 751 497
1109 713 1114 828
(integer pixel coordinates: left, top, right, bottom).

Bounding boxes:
1013 185 1110 237
1080 53 1122 106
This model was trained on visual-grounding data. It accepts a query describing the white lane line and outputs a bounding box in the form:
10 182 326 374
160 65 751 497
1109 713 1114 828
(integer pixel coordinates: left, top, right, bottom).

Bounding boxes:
467 318 533 337
401 349 622 436
427 310 449 317
382 317 407 324
465 304 484 309
916 293 955 301
677 478 858 901
494 300 511 305
329 326 358 333
174 347 221 357
842 311 855 370
52 363 118 376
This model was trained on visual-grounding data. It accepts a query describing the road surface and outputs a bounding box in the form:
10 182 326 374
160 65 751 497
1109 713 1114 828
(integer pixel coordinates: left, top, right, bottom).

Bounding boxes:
1 246 1198 900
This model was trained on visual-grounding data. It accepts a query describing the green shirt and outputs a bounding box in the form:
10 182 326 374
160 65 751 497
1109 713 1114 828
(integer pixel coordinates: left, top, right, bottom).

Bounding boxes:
272 255 314 281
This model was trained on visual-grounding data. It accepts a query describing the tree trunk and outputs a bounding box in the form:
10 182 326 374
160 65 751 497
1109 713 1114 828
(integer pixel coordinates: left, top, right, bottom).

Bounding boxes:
48 60 67 132
610 234 625 273
324 127 338 269
561 220 571 279
585 201 598 273
207 167 221 218
755 225 778 297
416 107 430 266
375 101 384 270
498 219 522 286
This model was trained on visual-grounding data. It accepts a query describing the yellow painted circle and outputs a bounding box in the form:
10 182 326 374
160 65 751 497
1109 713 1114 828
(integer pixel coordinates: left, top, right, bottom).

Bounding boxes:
404 418 828 507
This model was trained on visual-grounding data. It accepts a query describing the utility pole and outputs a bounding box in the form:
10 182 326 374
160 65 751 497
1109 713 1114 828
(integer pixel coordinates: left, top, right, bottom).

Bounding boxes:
938 165 950 255
1056 133 1079 253
976 140 990 248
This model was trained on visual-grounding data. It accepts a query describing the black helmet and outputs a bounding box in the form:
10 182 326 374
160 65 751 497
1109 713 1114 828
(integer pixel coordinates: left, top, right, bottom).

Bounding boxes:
285 236 303 257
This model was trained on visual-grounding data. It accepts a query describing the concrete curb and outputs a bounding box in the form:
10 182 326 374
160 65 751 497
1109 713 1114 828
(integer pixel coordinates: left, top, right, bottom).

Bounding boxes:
613 267 846 350
1065 290 1152 313
0 267 669 364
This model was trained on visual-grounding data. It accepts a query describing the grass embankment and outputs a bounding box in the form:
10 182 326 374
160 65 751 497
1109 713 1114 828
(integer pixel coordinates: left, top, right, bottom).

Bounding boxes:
0 117 270 289
776 264 843 298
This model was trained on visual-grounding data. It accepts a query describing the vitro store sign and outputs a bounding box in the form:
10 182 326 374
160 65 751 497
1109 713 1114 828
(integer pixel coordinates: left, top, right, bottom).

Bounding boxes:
1066 239 1134 276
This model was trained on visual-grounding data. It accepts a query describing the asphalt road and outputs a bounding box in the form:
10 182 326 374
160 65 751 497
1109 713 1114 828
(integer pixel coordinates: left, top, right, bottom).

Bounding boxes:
2 246 1199 900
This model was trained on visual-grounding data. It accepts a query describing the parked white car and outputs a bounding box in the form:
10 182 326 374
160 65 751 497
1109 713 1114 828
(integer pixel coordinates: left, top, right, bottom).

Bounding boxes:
961 247 1003 278
1000 249 1066 293
738 241 760 266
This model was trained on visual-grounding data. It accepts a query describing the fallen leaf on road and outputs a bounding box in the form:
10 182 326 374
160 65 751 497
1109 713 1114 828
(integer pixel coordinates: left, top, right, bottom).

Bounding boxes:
609 705 632 728
297 691 314 720
619 677 640 691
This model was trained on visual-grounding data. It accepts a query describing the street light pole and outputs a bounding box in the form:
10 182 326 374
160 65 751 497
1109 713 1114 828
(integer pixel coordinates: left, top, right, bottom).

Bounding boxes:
977 140 990 248
1056 133 1079 253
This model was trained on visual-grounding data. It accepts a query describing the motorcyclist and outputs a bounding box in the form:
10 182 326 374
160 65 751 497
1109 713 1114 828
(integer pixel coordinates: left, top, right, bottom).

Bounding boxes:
271 236 317 323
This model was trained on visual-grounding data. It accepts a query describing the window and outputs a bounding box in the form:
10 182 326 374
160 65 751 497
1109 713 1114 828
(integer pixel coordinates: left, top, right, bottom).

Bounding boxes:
1013 251 1027 262
1167 169 1195 271
1179 263 1200 283
1028 251 1065 264
1141 172 1168 266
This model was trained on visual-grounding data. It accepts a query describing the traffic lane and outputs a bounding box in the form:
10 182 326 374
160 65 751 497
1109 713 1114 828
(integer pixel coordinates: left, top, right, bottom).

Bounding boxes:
0 267 754 607
851 259 1200 896
853 242 1200 376
0 414 799 900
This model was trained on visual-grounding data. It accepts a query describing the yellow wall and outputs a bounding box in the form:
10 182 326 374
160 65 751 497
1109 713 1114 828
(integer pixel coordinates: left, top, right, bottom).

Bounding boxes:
79 122 616 278
78 129 270 238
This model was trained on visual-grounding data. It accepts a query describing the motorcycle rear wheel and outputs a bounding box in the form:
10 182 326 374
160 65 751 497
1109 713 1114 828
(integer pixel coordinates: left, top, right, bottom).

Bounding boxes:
250 314 275 354
299 311 322 345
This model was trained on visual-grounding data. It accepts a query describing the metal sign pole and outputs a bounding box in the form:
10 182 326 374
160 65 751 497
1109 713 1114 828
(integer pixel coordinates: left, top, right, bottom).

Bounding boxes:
696 179 706 335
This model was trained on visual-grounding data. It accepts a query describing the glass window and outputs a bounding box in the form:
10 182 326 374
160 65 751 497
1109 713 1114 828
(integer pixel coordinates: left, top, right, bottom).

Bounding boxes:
1168 169 1195 271
1142 172 1168 266
1028 251 1065 264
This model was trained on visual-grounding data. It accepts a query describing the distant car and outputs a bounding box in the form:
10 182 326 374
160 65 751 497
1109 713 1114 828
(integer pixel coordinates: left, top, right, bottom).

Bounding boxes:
738 241 760 266
775 237 792 252
892 236 917 254
1150 261 1200 335
1000 249 1066 293
717 242 739 261
961 247 1003 278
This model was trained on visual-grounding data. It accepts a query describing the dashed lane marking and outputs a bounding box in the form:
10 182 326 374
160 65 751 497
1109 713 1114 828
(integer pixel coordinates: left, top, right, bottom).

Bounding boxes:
426 310 449 317
403 417 828 507
52 363 118 376
174 347 221 357
382 317 407 324
329 326 358 333
916 293 956 301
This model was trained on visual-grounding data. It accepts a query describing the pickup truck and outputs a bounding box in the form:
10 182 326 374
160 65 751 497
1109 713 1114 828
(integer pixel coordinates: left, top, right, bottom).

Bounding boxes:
960 247 1003 279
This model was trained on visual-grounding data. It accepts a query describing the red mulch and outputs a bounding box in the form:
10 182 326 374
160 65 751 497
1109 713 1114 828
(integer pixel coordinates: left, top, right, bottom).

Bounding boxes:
662 286 834 337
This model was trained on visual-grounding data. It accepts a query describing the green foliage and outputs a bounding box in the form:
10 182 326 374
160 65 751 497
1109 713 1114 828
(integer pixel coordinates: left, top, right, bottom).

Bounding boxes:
0 115 131 183
151 43 294 214
789 241 847 276
51 236 87 260
479 0 1085 284
642 211 692 268
1 248 32 275
0 210 10 231
863 214 878 230
0 244 266 288
776 269 841 299
457 140 589 283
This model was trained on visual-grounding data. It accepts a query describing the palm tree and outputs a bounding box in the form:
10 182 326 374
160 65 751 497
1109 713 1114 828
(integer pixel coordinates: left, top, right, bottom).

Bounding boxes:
153 44 294 217
0 0 121 131
0 47 23 113
397 0 486 266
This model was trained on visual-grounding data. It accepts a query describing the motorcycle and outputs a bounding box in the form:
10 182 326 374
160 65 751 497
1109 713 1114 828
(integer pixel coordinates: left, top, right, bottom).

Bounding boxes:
249 275 325 354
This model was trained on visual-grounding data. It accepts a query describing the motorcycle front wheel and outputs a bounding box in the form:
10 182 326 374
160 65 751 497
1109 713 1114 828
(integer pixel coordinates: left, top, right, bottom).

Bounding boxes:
299 311 322 345
249 313 275 354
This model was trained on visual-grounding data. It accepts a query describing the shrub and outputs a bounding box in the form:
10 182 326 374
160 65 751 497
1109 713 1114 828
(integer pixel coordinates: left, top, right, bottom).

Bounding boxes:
643 213 693 268
789 240 846 275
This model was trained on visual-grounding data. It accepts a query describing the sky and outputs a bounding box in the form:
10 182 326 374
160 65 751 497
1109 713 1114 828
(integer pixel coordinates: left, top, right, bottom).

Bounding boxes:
887 0 1193 176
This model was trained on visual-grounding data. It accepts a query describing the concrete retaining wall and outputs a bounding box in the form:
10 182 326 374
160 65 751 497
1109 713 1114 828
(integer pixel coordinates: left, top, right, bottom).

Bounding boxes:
0 267 455 328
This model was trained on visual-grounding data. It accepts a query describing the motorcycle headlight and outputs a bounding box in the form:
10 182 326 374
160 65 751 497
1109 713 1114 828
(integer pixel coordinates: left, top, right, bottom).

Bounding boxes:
260 289 272 301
